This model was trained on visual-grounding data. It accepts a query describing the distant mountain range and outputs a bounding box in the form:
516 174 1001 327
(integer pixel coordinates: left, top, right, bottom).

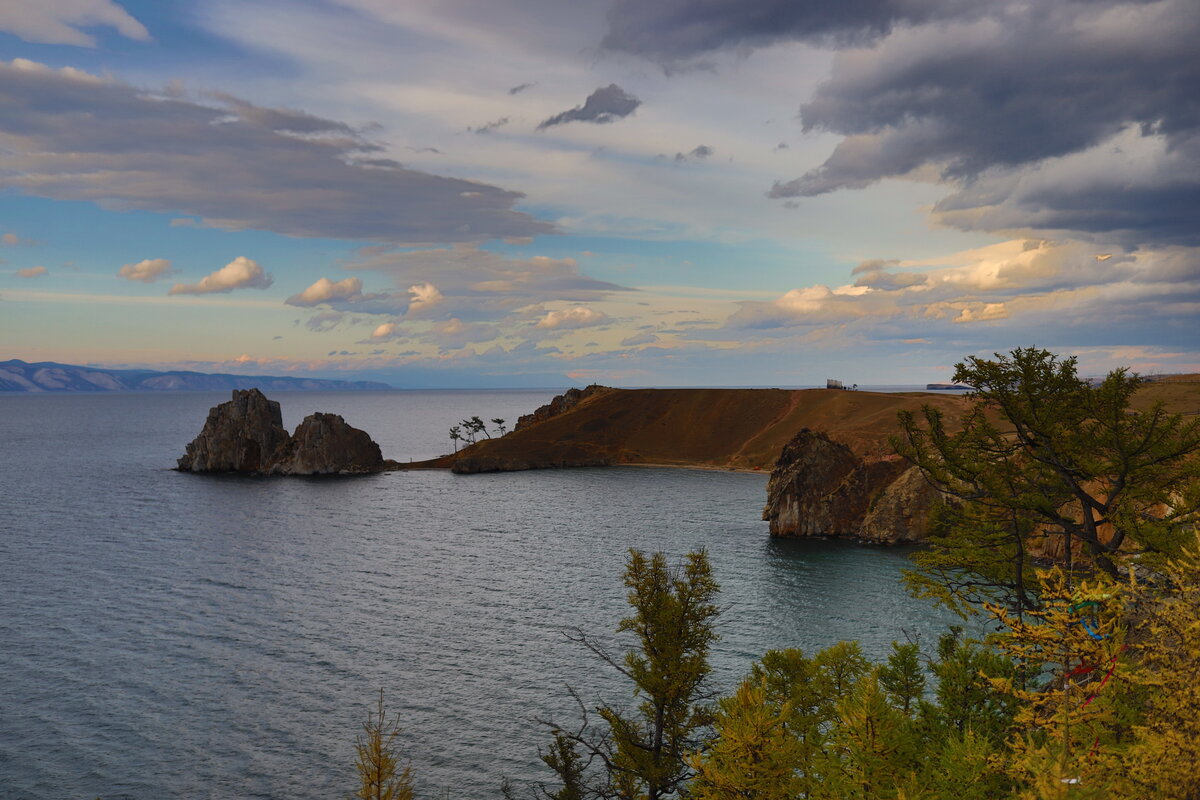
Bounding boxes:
0 359 392 393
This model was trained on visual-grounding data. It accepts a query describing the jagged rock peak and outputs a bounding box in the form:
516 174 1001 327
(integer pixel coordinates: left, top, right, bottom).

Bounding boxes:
177 388 291 473
177 389 388 475
514 384 611 432
267 412 384 475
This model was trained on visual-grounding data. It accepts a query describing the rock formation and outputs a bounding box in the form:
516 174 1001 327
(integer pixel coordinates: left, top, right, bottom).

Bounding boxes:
267 412 384 475
177 389 389 475
514 384 610 432
762 428 937 543
177 388 291 472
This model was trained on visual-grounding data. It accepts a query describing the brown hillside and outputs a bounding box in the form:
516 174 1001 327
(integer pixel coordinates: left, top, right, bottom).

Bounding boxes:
402 379 1200 474
428 388 972 473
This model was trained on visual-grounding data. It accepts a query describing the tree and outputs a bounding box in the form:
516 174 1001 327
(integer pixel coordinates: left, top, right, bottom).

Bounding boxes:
353 689 414 800
449 425 463 453
895 347 1200 610
544 549 720 800
687 678 802 800
493 418 508 436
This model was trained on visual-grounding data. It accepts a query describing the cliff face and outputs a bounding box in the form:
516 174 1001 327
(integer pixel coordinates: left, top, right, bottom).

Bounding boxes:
762 428 936 544
266 412 384 475
177 388 291 472
177 390 388 475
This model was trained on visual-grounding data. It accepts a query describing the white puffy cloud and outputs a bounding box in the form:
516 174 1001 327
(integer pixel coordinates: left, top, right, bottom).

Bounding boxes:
286 276 363 306
0 0 149 47
370 322 403 341
407 282 444 314
169 256 273 295
535 306 609 329
118 258 173 283
16 265 48 278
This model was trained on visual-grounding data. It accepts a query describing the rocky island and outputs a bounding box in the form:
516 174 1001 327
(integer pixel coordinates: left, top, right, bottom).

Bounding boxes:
177 388 392 475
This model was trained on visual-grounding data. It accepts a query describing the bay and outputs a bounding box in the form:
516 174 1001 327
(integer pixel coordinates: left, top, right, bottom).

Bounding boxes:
0 390 958 799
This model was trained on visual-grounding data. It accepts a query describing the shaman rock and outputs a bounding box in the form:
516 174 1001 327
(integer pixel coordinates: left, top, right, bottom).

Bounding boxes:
177 388 291 472
266 412 384 475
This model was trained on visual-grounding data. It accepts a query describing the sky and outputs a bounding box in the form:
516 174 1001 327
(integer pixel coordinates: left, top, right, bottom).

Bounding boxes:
0 0 1196 387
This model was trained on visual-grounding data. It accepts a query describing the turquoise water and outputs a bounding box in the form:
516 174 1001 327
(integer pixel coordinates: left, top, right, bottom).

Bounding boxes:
0 391 957 799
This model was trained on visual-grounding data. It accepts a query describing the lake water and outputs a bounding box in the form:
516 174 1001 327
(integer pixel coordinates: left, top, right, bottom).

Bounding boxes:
0 390 959 799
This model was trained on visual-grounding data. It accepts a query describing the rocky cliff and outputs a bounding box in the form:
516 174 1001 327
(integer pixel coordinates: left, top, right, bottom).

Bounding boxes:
177 388 292 472
762 428 937 544
177 389 389 475
266 412 385 475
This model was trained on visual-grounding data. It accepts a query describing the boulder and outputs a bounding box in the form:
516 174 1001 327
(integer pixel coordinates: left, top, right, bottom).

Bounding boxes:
762 428 913 542
266 412 384 475
177 388 291 472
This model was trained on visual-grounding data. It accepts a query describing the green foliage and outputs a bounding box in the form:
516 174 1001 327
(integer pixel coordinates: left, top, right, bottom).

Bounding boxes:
353 690 414 800
895 347 1200 618
544 549 720 800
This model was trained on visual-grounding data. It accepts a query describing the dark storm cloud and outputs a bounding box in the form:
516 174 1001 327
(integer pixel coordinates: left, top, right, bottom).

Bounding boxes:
0 60 554 244
537 84 642 130
603 0 991 61
759 0 1200 246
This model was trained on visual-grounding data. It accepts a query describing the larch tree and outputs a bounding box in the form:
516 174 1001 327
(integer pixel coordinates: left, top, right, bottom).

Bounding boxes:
544 549 720 800
894 347 1200 616
353 689 414 800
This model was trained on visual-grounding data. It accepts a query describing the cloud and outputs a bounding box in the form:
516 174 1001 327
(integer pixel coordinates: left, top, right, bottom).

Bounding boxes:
602 0 988 62
535 306 610 329
674 144 715 163
621 331 659 346
469 117 510 134
169 256 273 295
759 0 1200 247
953 302 1009 323
118 258 173 283
16 265 48 278
304 311 347 332
348 244 631 320
3 233 19 245
0 0 150 47
370 322 403 341
508 82 535 95
0 59 553 244
286 276 364 306
538 84 642 129
407 282 443 314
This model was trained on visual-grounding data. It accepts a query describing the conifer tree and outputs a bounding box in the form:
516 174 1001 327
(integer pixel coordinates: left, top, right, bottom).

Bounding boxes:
353 690 414 800
687 679 801 800
1102 537 1200 799
984 570 1127 796
545 549 720 800
895 347 1200 607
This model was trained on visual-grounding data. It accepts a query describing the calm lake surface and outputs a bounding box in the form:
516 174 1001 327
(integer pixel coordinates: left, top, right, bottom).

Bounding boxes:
0 390 959 799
